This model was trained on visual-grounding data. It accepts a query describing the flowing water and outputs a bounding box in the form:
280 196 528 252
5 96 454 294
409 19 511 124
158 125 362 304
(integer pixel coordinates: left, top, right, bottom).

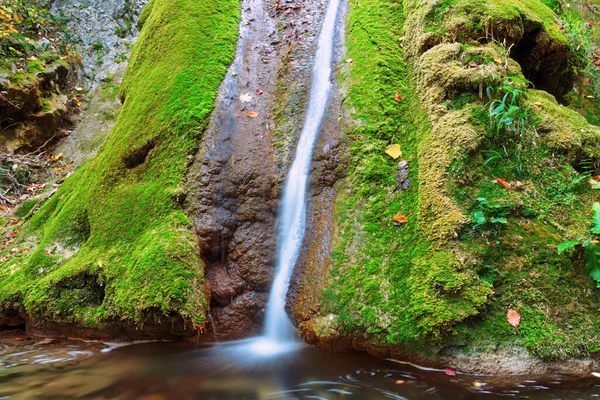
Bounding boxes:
263 0 341 344
231 0 341 356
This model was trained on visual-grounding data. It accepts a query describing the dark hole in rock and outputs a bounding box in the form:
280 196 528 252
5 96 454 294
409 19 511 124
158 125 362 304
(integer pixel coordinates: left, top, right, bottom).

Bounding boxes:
510 23 574 102
54 272 106 311
0 308 25 329
570 155 599 175
123 141 155 169
171 191 187 208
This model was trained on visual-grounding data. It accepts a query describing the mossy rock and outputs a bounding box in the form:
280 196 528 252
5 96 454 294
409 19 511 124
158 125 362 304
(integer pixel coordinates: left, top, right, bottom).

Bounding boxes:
0 0 240 330
315 0 600 364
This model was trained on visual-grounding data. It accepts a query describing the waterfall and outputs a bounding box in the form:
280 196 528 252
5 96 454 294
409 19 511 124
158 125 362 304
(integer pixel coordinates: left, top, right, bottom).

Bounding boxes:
263 0 341 343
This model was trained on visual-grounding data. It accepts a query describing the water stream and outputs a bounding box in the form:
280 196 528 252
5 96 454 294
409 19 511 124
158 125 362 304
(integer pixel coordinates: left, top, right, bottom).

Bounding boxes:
249 0 341 353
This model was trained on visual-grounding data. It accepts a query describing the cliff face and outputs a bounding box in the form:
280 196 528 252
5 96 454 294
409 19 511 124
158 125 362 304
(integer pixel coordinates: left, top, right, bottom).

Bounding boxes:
293 0 600 374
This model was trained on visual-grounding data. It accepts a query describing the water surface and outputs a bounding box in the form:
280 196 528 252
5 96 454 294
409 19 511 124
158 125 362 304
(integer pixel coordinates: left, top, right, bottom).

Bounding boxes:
1 333 600 399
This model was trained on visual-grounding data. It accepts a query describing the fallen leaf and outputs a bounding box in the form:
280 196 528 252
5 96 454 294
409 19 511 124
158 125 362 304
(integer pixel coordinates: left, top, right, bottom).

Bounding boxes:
496 177 509 189
385 144 402 159
393 215 409 225
51 153 63 162
239 92 253 102
445 369 456 376
246 111 259 118
473 381 482 388
255 89 264 95
394 93 402 103
507 308 521 327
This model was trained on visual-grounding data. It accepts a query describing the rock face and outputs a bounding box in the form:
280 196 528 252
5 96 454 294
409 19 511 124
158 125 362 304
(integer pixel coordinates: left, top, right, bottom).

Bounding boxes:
185 0 345 339
50 0 149 86
0 62 73 153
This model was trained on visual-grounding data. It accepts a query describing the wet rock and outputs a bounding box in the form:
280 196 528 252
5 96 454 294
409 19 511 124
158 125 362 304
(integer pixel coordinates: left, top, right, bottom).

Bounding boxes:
211 292 267 340
205 266 245 307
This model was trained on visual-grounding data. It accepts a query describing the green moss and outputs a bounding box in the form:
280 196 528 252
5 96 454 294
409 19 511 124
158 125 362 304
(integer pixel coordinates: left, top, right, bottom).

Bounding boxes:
318 0 600 361
0 0 240 327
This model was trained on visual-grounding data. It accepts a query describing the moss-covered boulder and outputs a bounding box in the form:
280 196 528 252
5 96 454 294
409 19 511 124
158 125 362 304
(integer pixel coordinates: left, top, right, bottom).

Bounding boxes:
297 0 600 373
0 0 239 339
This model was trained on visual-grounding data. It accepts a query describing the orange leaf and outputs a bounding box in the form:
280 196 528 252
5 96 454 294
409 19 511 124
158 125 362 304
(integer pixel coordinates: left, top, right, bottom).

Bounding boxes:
246 111 259 118
393 215 409 224
507 308 521 327
394 93 402 103
496 178 509 189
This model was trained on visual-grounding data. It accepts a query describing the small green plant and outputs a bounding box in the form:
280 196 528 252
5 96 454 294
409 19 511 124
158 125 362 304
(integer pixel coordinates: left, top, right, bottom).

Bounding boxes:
558 10 600 110
486 76 532 136
115 24 132 39
558 202 600 288
472 197 509 229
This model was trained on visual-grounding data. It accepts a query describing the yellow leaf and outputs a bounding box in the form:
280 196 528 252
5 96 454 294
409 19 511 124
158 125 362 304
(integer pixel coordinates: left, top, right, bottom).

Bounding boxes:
246 111 259 118
393 214 409 224
385 144 402 159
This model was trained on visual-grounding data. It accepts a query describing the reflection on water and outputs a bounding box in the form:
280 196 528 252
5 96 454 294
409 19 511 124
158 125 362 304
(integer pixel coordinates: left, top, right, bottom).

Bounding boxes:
1 331 600 399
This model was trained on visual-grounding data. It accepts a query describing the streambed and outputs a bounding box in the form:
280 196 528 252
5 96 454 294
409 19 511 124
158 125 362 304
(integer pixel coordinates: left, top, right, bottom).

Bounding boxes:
0 332 599 399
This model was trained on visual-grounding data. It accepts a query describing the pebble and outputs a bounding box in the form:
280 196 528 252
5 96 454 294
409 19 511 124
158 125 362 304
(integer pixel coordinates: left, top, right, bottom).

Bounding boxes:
396 159 410 190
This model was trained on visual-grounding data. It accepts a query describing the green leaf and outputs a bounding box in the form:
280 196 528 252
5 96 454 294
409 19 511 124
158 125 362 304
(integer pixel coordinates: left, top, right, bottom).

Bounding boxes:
557 240 580 254
473 211 487 226
585 245 600 286
592 202 600 234
490 217 507 224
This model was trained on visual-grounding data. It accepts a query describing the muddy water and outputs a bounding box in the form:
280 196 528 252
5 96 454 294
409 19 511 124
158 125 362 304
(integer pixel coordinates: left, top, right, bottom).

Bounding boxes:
1 333 600 399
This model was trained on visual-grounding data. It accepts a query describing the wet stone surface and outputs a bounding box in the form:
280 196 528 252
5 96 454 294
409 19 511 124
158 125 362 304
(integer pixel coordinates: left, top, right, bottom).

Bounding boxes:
185 0 342 339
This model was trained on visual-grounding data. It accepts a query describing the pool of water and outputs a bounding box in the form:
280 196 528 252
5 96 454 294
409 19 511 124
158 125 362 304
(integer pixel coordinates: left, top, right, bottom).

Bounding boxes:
1 331 600 399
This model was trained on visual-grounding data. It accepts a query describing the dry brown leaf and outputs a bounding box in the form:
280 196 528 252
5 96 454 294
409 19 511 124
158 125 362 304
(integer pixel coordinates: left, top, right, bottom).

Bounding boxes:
246 111 259 118
394 93 402 103
496 177 509 189
507 308 521 327
51 153 63 162
393 215 409 225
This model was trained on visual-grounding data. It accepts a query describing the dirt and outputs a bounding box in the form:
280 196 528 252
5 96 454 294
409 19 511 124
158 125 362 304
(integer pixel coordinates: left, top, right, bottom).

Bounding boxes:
184 0 345 340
